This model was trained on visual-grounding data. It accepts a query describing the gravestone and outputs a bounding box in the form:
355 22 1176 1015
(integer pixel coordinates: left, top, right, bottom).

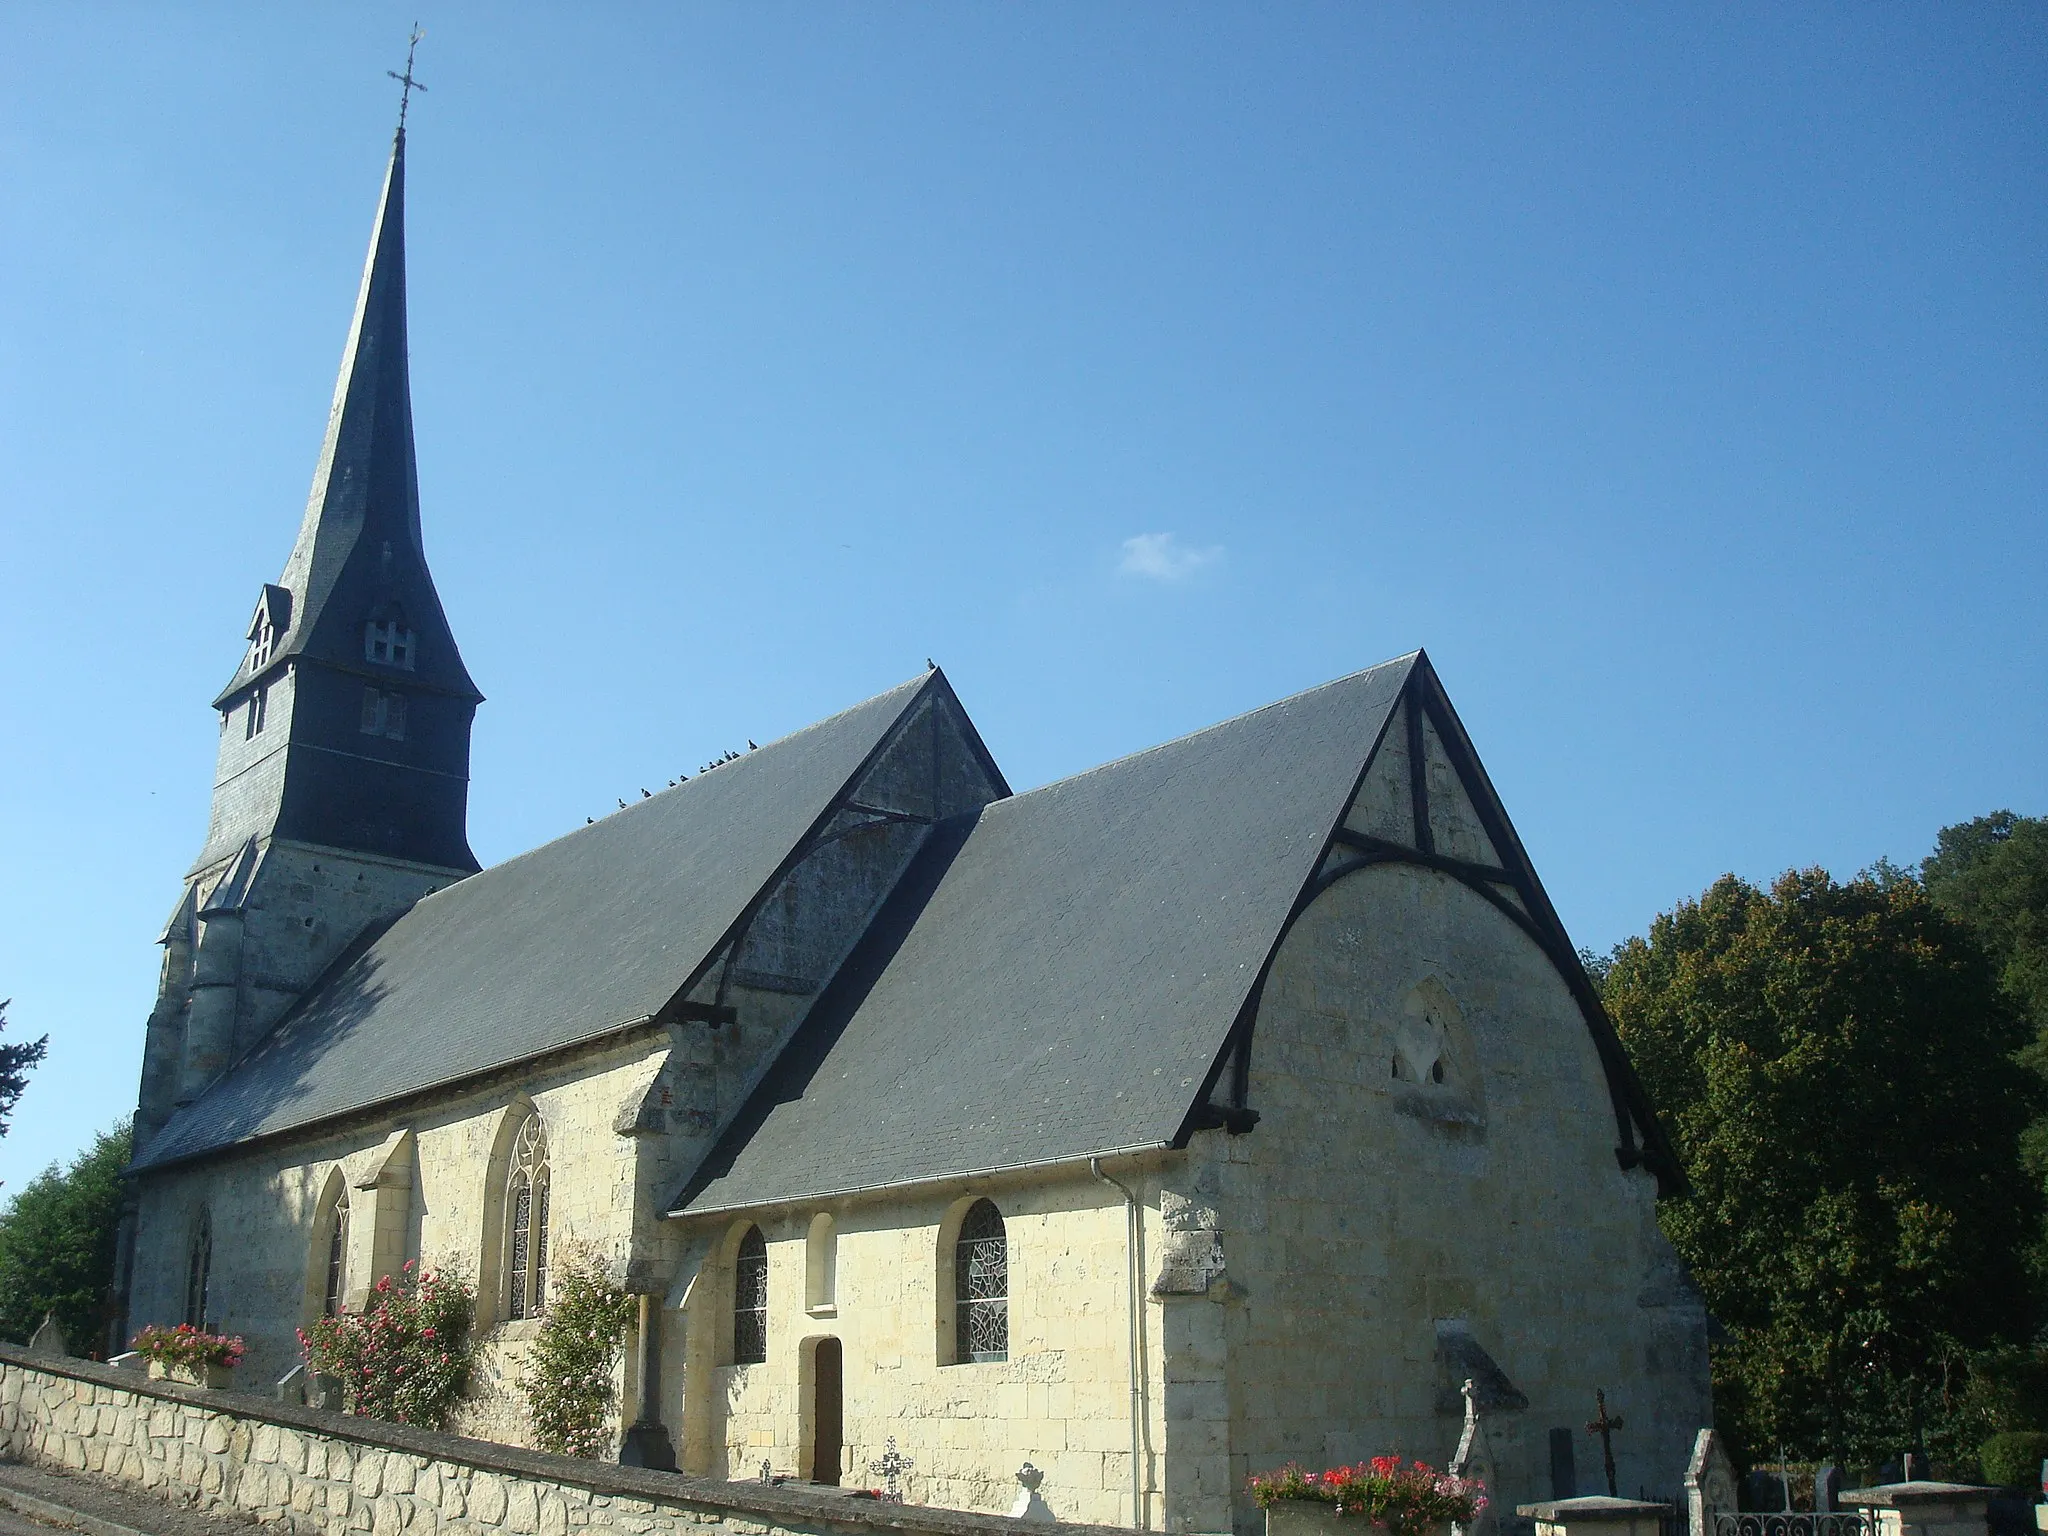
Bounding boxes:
26 1313 69 1358
1744 1472 1789 1512
1552 1429 1580 1500
1451 1379 1497 1536
1686 1429 1739 1536
1815 1466 1843 1514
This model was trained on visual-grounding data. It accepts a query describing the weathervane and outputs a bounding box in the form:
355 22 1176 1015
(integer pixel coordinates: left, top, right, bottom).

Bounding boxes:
388 24 428 131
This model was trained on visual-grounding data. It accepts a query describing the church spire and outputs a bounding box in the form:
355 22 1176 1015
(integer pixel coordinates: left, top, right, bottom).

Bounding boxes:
192 124 481 875
215 127 475 708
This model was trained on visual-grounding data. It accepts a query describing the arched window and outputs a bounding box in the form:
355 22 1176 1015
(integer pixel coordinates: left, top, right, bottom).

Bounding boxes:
322 1187 350 1317
733 1226 768 1365
184 1212 213 1329
955 1199 1008 1363
503 1113 551 1321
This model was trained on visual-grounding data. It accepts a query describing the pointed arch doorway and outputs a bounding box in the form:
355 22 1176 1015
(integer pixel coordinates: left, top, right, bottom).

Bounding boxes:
807 1337 843 1485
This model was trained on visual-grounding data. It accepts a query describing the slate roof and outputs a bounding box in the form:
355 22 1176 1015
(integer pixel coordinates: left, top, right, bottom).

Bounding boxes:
215 130 479 709
674 655 1417 1215
134 674 937 1171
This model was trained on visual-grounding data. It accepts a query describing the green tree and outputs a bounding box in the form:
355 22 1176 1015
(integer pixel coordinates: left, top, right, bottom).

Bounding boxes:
1922 814 2048 1192
0 999 48 1149
1605 869 2033 1467
0 1121 132 1351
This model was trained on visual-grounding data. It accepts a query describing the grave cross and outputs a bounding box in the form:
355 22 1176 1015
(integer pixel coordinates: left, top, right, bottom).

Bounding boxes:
1586 1389 1626 1498
869 1437 915 1503
387 24 428 131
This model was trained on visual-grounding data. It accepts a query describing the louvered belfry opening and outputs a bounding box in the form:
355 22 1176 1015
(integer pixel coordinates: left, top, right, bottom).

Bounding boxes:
733 1226 769 1364
955 1199 1008 1363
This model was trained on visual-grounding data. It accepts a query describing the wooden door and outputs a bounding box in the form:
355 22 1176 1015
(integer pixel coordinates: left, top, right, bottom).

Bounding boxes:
811 1337 843 1485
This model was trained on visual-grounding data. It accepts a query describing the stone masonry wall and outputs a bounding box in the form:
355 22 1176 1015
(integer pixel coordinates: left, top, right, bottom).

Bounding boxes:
0 1346 1109 1536
1205 860 1709 1530
129 1029 677 1447
669 1174 1165 1530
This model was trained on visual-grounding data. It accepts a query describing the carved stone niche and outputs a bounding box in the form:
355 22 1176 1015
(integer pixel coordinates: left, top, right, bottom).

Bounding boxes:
1389 976 1487 1132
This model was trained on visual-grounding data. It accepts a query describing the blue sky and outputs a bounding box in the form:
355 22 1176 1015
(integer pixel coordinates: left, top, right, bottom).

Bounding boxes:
2 5 2042 1185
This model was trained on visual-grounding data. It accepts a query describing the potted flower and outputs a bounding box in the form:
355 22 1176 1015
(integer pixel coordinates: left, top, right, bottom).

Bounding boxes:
131 1324 246 1390
1251 1458 1487 1536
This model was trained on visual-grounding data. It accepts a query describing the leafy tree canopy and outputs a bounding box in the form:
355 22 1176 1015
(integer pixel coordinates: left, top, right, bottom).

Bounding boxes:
0 999 48 1145
0 1122 132 1352
1923 812 2048 1035
1606 868 2033 1466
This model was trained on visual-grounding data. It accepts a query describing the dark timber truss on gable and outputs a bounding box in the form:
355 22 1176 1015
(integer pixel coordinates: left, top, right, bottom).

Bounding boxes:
1181 653 1686 1196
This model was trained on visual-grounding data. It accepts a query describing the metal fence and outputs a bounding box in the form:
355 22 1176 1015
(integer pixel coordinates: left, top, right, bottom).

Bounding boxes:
1713 1513 1876 1536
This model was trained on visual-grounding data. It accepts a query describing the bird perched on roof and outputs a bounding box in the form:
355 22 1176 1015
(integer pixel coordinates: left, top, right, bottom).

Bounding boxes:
748 740 758 750
617 799 626 810
585 817 594 825
927 657 935 669
641 788 651 798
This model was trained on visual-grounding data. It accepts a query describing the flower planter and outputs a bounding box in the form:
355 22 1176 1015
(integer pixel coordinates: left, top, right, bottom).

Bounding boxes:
1266 1501 1453 1536
147 1359 235 1391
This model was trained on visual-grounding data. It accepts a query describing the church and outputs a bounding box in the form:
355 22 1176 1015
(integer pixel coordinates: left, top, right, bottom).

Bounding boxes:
119 125 1711 1534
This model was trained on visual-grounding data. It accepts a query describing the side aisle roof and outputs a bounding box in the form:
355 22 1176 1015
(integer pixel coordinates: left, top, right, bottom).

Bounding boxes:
134 674 950 1171
674 655 1419 1215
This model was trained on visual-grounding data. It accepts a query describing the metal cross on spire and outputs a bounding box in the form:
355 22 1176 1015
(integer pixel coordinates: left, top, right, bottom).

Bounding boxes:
388 24 428 132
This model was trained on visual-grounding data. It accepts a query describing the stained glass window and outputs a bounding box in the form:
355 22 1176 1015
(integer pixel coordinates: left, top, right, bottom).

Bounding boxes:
322 1189 349 1317
955 1199 1008 1363
733 1226 768 1365
503 1113 550 1320
508 1177 531 1320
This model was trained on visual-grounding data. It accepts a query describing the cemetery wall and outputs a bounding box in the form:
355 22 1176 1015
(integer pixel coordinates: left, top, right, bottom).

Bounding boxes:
0 1345 1102 1536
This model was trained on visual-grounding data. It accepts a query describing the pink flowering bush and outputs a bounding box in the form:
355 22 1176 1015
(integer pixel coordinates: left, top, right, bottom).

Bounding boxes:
523 1248 636 1458
299 1260 474 1428
1248 1458 1487 1535
131 1323 245 1371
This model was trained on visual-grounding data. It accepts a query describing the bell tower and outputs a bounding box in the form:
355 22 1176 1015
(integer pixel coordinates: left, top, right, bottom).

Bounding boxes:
134 126 482 1151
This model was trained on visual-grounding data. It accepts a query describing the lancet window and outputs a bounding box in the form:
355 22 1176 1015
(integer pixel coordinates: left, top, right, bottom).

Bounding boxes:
322 1187 350 1317
955 1199 1008 1363
733 1226 768 1365
184 1212 213 1330
503 1113 551 1321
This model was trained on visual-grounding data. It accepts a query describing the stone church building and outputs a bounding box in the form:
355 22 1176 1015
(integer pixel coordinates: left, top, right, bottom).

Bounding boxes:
120 128 1710 1533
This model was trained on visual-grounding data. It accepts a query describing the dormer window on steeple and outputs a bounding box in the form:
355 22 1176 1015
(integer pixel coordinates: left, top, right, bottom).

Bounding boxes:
246 584 291 673
365 619 415 669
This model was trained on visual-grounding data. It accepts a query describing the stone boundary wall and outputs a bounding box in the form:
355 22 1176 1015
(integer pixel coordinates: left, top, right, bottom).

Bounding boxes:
0 1346 1115 1536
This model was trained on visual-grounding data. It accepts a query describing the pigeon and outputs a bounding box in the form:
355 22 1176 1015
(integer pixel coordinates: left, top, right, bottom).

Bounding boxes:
617 799 627 810
641 788 651 798
585 817 594 825
748 740 758 750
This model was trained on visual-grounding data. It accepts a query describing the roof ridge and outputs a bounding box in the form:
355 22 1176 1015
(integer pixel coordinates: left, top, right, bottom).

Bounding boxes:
986 652 1419 812
412 672 934 894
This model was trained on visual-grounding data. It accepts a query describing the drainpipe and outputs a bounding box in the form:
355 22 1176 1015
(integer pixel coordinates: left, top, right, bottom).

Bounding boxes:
1091 1157 1147 1531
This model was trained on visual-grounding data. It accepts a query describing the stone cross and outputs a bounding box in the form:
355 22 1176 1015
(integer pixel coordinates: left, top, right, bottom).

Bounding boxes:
1586 1388 1625 1498
870 1437 915 1503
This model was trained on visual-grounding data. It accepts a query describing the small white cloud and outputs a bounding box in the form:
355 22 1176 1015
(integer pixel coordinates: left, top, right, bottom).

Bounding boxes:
1118 532 1224 583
